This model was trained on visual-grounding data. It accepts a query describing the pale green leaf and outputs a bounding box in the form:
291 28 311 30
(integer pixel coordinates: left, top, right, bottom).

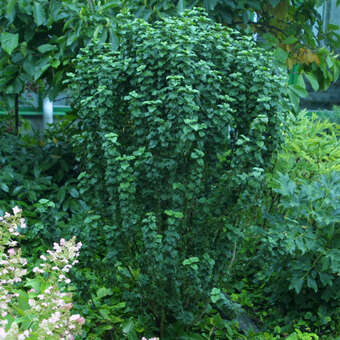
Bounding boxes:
6 0 16 22
33 2 45 26
122 320 138 340
1 32 19 55
96 287 113 298
0 183 9 192
37 44 57 53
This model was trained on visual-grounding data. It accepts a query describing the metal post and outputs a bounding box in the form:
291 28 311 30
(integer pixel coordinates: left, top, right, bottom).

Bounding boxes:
42 97 53 129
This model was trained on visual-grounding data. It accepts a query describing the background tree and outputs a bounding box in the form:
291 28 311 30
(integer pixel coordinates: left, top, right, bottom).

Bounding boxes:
0 0 120 133
120 0 340 108
1 0 340 130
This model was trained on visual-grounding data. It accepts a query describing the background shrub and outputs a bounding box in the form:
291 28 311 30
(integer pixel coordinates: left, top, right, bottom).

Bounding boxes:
0 128 83 257
235 113 340 337
268 111 340 186
68 9 290 336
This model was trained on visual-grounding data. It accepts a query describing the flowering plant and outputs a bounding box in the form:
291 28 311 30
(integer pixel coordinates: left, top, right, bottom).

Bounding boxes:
0 207 84 339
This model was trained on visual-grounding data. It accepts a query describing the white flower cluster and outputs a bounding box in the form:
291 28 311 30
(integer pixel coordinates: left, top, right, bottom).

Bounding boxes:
0 207 85 339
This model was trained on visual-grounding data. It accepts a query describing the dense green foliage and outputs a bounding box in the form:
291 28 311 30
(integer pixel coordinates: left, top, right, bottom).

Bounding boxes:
271 112 340 183
1 84 339 339
263 114 340 335
121 0 340 98
1 0 339 121
316 106 340 125
0 128 82 256
265 171 340 321
1 4 340 339
231 111 340 339
67 9 290 337
2 114 339 339
0 0 120 105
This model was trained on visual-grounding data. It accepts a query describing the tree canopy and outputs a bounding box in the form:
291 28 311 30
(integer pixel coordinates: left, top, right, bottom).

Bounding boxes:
0 0 339 116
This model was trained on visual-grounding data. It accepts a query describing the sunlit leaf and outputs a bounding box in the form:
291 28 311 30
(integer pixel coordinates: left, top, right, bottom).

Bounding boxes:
305 73 319 91
6 0 16 23
1 32 19 55
33 2 45 26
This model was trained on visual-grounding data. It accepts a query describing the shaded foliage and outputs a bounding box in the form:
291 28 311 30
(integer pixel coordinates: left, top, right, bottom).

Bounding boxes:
68 9 290 337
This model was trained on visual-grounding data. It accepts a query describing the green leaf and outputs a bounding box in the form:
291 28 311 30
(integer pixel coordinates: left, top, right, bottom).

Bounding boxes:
288 83 308 99
25 278 41 292
18 291 30 310
33 57 50 80
263 32 279 46
6 0 16 22
20 42 28 57
288 63 301 85
109 29 119 51
33 2 45 26
282 36 298 45
122 319 138 340
326 55 333 68
183 257 200 266
1 32 19 55
99 308 111 320
305 73 319 91
319 272 333 287
164 210 184 218
210 288 222 303
0 183 9 192
37 44 57 53
274 47 288 64
50 58 60 68
97 287 113 298
112 302 126 310
69 187 79 198
307 277 318 292
289 277 304 294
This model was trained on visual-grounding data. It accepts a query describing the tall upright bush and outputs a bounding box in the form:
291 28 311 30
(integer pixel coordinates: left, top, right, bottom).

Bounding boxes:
68 9 289 335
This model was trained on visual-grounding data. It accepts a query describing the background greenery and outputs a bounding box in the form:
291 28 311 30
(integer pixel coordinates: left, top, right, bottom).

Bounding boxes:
0 1 340 340
1 0 340 126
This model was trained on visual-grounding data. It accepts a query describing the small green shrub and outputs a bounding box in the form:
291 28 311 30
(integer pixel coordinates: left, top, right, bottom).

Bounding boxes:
245 114 340 336
0 129 82 247
260 171 340 335
68 8 289 336
229 113 340 338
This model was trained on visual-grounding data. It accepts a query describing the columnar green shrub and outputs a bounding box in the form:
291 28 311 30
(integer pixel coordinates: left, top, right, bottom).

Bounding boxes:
68 9 289 334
